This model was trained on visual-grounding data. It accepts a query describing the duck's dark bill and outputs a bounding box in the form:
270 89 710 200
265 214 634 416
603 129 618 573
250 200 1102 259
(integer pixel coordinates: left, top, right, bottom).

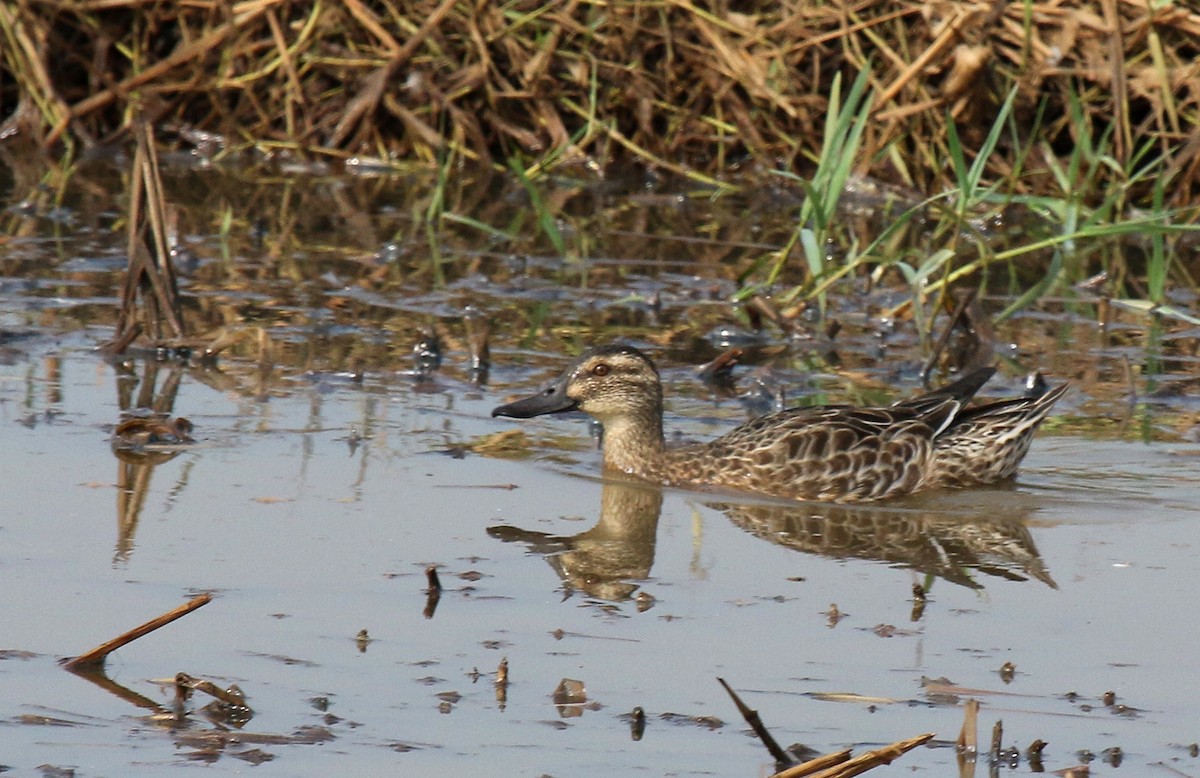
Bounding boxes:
492 382 578 418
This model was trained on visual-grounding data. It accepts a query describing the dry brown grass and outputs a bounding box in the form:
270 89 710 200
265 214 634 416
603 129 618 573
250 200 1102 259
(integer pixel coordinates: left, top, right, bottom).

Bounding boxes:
2 1 1198 201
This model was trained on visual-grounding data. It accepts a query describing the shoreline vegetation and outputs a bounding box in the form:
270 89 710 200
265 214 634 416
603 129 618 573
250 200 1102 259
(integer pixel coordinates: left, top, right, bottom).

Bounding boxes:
1 1 1197 203
3 1 1200 321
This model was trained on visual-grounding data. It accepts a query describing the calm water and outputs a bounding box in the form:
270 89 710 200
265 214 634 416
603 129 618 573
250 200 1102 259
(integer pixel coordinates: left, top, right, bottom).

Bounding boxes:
2 158 1198 776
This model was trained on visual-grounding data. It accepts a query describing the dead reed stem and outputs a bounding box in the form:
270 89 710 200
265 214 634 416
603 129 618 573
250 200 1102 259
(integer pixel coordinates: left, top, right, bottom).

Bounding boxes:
62 593 212 672
1 1 1196 200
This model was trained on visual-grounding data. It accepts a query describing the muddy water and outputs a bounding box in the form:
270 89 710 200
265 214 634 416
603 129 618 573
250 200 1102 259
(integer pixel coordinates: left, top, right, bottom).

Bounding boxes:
2 157 1199 775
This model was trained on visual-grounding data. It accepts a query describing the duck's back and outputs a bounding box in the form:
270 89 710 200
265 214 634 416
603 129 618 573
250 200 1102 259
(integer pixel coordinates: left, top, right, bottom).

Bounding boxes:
662 401 960 502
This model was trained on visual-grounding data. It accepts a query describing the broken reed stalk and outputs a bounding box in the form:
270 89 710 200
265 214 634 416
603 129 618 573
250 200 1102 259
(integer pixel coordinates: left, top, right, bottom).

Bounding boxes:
114 120 185 349
770 749 852 778
786 733 935 778
718 677 793 767
956 698 979 754
62 593 212 671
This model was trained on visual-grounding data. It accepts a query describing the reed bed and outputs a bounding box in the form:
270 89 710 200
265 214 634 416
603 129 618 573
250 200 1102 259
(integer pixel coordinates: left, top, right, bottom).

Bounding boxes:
2 0 1198 204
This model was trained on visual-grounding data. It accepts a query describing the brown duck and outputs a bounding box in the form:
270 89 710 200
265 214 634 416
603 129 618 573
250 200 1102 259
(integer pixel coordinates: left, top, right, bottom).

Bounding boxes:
492 344 1067 503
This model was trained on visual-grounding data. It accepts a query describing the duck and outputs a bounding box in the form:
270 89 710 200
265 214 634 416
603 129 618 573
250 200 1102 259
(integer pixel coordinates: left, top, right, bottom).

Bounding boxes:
492 344 1067 503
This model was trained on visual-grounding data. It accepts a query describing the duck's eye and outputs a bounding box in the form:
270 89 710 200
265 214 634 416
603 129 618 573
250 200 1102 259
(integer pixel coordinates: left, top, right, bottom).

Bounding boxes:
591 363 610 377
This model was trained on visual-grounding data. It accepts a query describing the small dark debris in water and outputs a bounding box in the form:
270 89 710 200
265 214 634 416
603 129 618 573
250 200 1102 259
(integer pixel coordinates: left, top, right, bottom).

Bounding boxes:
706 325 765 349
437 700 453 714
496 657 509 710
999 661 1016 683
153 345 193 363
1102 746 1123 767
232 748 274 765
659 712 724 730
170 244 201 275
1062 690 1080 702
174 672 253 725
635 592 655 612
627 706 646 740
874 623 897 637
18 715 82 727
1027 738 1047 770
1025 371 1050 399
0 649 37 661
464 306 491 384
412 331 442 375
458 570 484 581
389 741 423 753
436 691 462 704
996 744 1020 768
371 240 406 266
738 372 786 417
355 629 371 652
1076 748 1095 763
1102 689 1116 706
540 719 571 730
482 639 510 650
309 696 331 712
247 652 318 667
426 566 443 591
1110 703 1140 717
695 346 743 385
36 766 74 778
554 678 587 706
1188 742 1199 757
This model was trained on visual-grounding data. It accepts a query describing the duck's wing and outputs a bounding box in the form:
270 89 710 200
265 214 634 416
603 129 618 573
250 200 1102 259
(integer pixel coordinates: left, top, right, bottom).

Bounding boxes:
895 366 996 414
674 400 962 502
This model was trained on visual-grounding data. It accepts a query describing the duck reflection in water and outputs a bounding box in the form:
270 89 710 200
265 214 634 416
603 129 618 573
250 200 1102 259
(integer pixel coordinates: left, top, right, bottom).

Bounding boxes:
712 489 1056 590
490 480 662 601
490 479 1055 601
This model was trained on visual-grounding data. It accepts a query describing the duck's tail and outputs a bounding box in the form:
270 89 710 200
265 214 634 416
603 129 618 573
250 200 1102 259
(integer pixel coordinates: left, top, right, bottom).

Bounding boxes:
928 381 1069 487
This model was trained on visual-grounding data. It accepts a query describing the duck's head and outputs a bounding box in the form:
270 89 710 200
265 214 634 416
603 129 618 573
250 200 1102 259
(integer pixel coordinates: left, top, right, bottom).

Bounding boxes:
492 344 663 424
